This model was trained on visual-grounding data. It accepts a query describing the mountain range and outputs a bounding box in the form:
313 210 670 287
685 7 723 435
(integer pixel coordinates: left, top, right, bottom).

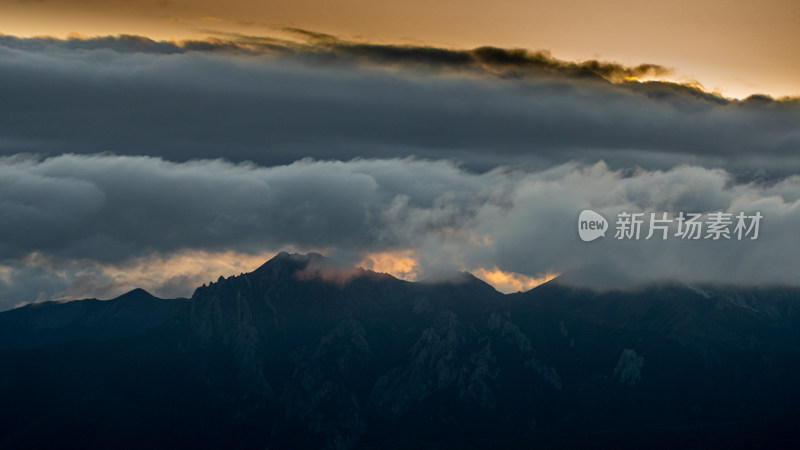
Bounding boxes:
1 252 799 449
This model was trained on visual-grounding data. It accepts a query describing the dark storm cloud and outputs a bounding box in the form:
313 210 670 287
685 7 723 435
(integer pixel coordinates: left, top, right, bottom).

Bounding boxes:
280 27 673 81
0 33 798 175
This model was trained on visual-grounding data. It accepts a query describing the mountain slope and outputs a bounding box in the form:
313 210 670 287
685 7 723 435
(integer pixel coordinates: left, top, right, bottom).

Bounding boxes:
0 288 186 348
1 253 799 449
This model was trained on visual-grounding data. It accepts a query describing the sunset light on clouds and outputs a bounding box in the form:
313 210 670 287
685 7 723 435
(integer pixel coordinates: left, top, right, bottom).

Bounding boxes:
473 267 560 294
1 0 798 99
357 250 422 281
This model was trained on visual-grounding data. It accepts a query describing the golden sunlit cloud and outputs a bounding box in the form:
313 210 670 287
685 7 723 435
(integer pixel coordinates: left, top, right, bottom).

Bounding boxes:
102 250 274 283
357 250 559 293
473 267 559 294
55 250 279 302
357 250 421 281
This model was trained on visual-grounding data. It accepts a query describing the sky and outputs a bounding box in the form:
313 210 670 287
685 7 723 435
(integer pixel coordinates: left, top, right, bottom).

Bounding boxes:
1 0 798 99
0 1 798 309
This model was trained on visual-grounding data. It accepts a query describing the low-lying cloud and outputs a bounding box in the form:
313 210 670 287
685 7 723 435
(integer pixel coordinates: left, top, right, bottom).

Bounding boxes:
1 154 798 309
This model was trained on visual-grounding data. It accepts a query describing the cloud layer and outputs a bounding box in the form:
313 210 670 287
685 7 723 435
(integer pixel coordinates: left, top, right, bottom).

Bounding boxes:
1 154 798 309
0 34 798 176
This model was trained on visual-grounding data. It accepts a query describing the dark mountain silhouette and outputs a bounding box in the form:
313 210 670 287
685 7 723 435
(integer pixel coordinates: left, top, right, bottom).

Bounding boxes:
0 288 186 349
1 252 799 449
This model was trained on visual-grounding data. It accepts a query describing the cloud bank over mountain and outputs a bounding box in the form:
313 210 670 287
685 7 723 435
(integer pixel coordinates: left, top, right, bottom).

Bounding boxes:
1 154 798 309
0 32 798 308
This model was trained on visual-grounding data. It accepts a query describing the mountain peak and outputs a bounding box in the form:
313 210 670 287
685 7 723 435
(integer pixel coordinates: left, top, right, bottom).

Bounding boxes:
253 251 396 286
254 251 329 272
420 270 499 294
115 288 157 302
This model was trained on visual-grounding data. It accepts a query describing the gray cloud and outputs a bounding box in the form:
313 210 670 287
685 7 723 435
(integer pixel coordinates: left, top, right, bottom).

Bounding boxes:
0 155 482 262
0 34 798 176
1 154 799 309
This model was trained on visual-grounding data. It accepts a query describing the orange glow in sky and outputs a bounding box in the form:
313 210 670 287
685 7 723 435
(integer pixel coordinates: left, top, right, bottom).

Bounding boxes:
358 250 422 281
6 248 559 302
53 250 277 302
1 0 798 98
473 267 559 294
